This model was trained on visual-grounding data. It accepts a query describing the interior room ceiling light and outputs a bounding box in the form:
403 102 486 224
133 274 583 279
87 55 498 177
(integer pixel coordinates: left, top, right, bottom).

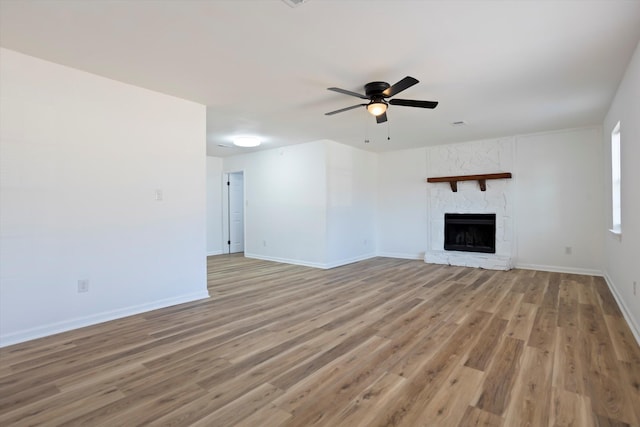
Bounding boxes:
232 136 261 148
366 101 388 117
282 0 309 7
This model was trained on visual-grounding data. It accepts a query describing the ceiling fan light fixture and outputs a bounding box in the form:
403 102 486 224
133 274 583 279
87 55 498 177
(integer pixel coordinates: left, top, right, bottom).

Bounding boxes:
367 101 387 117
232 136 261 148
325 76 437 123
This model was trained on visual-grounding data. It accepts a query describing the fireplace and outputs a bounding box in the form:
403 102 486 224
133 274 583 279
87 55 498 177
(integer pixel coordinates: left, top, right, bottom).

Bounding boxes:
444 213 496 253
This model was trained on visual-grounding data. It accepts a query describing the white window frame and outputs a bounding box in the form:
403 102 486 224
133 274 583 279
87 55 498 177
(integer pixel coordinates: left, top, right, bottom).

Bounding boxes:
610 121 621 236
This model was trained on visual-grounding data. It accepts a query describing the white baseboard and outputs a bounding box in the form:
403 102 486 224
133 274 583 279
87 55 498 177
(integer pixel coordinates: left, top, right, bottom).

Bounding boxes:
324 253 377 269
603 273 640 347
207 250 223 256
244 252 376 270
377 252 424 260
0 290 210 348
244 253 327 269
515 263 603 277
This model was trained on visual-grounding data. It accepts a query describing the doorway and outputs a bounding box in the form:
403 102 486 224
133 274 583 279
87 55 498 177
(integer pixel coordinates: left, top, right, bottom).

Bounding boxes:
224 171 244 254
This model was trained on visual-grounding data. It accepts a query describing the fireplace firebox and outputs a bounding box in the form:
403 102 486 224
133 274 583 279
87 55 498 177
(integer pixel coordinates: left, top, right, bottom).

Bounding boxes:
444 213 496 253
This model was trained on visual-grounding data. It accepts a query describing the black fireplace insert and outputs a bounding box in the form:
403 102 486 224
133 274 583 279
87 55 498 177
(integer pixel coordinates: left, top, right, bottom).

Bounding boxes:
444 213 496 253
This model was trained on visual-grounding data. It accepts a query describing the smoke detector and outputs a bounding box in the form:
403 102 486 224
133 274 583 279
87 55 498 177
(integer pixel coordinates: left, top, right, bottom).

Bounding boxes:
282 0 309 8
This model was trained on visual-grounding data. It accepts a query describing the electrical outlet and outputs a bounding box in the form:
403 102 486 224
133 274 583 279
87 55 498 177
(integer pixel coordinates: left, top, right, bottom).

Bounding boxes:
263 240 267 247
154 189 163 201
565 246 572 255
78 279 89 293
634 281 637 296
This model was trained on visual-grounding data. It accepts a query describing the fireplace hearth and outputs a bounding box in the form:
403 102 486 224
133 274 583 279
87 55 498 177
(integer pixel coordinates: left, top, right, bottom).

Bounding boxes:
444 213 496 253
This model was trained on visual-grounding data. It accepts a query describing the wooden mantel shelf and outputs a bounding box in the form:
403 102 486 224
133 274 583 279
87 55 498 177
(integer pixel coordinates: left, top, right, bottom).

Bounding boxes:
426 172 512 192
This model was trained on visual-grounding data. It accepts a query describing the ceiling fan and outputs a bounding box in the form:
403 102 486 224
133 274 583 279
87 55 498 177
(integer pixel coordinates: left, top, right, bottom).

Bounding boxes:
325 76 438 124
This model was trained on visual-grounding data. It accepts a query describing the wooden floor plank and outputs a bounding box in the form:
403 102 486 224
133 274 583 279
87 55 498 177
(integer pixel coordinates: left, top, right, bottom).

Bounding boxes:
191 383 284 427
504 300 538 341
475 336 525 416
457 405 504 427
412 365 485 427
549 387 594 427
620 360 640 426
0 385 125 426
583 329 638 425
553 326 589 395
503 345 554 426
0 254 639 426
373 310 493 426
528 305 558 352
321 372 406 427
604 314 640 364
594 277 623 317
464 316 508 371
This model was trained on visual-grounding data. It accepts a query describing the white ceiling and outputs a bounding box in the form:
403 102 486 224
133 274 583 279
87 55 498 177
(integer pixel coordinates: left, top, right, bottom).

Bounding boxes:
1 0 639 157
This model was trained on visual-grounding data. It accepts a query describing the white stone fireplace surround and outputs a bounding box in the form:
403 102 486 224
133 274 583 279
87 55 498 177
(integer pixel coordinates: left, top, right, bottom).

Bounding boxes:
424 138 515 270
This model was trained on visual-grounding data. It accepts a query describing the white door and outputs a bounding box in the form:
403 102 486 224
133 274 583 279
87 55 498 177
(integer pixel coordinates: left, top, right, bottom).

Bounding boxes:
228 172 244 253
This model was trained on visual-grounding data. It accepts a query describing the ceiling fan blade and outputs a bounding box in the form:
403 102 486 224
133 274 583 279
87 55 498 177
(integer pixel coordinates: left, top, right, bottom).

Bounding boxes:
382 76 419 98
325 104 366 116
389 99 438 109
376 112 388 124
327 87 369 99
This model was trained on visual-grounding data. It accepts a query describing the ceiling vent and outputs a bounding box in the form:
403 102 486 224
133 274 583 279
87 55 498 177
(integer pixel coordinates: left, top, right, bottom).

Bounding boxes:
282 0 309 8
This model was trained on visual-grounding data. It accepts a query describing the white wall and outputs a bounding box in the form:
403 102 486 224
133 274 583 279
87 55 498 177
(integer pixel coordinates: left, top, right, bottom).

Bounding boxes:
223 141 328 267
220 140 378 269
206 156 223 255
515 127 603 274
0 49 208 346
325 141 377 267
377 148 428 259
603 40 640 339
377 128 604 275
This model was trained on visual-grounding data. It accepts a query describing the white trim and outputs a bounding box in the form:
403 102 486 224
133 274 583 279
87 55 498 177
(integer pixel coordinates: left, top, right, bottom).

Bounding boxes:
324 253 377 269
377 252 424 260
515 263 602 277
222 170 246 255
511 138 520 265
244 252 376 270
207 250 223 256
610 121 621 234
0 291 210 348
608 229 622 241
603 273 640 347
244 253 326 269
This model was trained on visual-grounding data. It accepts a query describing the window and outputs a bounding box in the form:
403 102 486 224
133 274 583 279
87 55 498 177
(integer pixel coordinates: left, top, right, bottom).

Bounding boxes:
611 121 621 234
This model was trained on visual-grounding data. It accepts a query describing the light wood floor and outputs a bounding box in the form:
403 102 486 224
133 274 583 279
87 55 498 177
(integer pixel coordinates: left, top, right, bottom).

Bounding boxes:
1 255 640 426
